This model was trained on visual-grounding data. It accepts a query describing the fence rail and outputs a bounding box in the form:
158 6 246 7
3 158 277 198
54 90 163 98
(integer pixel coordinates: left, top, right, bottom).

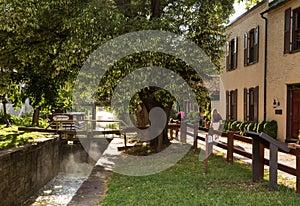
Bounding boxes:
178 122 300 194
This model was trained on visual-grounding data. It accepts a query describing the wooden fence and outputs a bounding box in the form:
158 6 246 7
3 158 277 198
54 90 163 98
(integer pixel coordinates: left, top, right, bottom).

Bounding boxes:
178 122 300 194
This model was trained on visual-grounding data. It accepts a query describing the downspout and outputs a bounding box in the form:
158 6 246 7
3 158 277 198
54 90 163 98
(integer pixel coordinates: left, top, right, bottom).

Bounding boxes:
260 11 268 121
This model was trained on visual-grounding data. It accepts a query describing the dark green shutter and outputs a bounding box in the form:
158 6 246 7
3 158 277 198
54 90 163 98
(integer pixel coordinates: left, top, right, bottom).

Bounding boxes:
254 86 259 122
226 91 230 120
284 8 291 53
244 88 248 121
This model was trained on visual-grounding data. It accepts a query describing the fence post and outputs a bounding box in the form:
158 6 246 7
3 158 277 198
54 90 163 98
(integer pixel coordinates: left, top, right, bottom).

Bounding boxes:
168 127 172 139
193 124 198 149
123 132 127 148
259 143 265 180
180 122 187 143
205 134 209 173
296 148 300 194
227 131 234 164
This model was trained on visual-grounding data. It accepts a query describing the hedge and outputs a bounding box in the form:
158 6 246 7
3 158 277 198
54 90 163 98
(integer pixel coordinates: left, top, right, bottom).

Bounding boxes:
223 120 278 139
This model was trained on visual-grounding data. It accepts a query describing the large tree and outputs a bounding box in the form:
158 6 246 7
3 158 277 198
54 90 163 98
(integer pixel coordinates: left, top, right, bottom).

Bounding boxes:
0 0 100 125
1 0 260 151
72 0 236 151
0 3 23 127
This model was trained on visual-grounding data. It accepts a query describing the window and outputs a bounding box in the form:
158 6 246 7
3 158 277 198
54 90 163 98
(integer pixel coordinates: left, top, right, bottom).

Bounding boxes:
244 26 259 65
284 7 300 53
244 86 259 122
226 89 238 120
226 36 238 71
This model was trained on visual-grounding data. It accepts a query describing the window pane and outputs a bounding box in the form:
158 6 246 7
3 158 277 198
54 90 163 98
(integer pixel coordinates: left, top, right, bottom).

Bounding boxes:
293 8 300 50
230 39 235 69
296 11 300 49
249 29 255 63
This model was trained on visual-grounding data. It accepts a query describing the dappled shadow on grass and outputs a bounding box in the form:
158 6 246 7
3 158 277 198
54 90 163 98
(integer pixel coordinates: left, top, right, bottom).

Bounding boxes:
122 142 171 156
0 125 49 150
113 142 191 176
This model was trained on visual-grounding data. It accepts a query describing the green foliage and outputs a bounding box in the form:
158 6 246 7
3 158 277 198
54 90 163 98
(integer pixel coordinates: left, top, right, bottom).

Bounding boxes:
2 0 263 131
230 121 240 131
0 111 47 128
238 0 263 10
203 103 211 123
256 121 265 133
0 110 13 125
228 120 277 139
0 125 48 150
263 120 278 139
106 123 119 130
246 122 255 132
223 120 230 131
169 108 178 120
253 122 258 133
186 111 200 123
239 122 248 133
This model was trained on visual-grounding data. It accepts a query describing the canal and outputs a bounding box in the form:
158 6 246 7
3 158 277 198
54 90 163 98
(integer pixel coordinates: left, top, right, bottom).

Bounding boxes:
23 142 95 206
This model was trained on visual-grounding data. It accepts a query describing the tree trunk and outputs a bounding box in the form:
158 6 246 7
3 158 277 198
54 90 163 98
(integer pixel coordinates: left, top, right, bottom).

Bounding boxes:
151 0 161 19
2 100 10 127
136 103 150 128
140 94 173 152
32 109 40 127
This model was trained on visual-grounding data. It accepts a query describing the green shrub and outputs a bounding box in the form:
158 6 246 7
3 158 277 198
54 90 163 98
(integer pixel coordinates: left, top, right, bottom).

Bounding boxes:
263 120 277 139
227 121 233 131
0 111 47 128
203 108 211 123
0 111 13 124
223 120 230 131
246 122 255 132
256 121 265 133
192 111 200 120
185 111 200 124
221 119 277 139
106 123 119 130
253 122 258 132
239 122 247 133
230 121 240 131
169 109 178 120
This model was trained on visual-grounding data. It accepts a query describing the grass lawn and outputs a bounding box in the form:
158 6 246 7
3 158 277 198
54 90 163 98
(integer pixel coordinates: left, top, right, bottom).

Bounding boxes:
0 125 50 150
101 149 300 206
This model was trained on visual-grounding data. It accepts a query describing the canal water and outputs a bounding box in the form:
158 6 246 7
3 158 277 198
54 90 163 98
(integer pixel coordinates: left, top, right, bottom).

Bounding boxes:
24 145 95 206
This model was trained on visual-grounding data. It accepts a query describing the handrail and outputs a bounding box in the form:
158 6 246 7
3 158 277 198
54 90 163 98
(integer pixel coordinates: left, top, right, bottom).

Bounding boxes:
192 125 300 194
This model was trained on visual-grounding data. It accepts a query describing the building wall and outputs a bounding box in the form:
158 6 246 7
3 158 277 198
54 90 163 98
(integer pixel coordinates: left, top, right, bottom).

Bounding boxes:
221 1 268 121
267 0 300 140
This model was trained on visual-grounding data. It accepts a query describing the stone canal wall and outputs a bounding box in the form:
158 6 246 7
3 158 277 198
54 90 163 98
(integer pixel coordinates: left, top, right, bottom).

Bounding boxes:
0 138 61 206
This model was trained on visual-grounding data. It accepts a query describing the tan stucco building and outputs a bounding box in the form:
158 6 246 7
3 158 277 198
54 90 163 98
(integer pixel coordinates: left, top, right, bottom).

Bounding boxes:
221 0 300 142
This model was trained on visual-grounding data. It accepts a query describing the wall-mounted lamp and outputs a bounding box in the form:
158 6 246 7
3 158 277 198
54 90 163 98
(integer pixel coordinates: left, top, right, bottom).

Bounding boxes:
273 98 280 108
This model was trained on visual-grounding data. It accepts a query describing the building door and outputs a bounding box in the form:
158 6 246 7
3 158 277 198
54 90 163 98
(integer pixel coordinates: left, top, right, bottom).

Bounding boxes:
287 85 300 140
291 90 300 138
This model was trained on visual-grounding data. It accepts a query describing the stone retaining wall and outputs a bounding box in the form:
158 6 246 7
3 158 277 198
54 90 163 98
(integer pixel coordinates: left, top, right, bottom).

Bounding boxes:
0 138 61 206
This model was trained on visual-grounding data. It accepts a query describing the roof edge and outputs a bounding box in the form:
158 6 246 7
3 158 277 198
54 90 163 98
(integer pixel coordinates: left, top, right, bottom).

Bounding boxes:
262 0 292 14
228 0 268 26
